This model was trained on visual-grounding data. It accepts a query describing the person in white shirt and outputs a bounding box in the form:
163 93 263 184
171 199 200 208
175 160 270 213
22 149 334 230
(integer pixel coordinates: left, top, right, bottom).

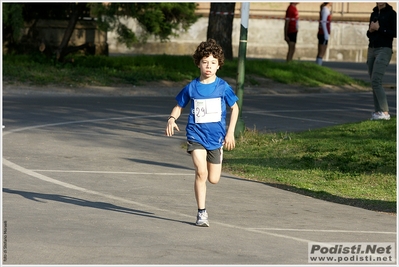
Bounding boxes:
316 2 332 66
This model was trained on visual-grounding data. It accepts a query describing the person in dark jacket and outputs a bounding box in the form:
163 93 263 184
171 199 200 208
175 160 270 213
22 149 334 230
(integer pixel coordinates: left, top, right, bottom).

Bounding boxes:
367 2 396 120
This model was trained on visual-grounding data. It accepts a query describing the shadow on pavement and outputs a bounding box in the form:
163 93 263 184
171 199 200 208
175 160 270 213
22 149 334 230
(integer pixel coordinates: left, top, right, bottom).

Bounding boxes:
125 158 193 171
3 188 195 226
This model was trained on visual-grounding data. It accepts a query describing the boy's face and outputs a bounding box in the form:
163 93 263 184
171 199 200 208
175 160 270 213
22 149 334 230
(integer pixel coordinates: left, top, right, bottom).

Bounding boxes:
198 55 220 79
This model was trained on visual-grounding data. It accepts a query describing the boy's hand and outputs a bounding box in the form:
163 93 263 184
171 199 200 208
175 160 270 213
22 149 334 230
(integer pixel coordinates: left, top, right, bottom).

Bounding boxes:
224 133 235 151
165 119 179 136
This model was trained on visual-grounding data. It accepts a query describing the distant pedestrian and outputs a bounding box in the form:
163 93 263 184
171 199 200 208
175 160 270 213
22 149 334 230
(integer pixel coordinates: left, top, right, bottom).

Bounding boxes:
367 2 396 121
316 2 332 66
165 39 239 227
284 2 299 62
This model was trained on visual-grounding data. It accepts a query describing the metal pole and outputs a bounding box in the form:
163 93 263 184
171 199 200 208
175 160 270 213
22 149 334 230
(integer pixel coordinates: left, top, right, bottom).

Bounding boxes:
234 2 250 138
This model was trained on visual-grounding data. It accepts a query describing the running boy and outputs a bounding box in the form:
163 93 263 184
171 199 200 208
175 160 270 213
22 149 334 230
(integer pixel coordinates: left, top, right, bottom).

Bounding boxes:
165 39 239 227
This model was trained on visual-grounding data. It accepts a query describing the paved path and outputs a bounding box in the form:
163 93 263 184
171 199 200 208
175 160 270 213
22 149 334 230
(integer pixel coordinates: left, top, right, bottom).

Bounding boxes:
2 89 396 265
323 61 396 87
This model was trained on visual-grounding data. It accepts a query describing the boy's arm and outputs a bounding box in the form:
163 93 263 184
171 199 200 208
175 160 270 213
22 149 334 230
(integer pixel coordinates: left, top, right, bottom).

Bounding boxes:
165 105 183 136
224 102 239 151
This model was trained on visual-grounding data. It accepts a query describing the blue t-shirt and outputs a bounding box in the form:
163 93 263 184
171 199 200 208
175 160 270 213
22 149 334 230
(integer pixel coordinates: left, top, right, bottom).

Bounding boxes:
175 77 238 150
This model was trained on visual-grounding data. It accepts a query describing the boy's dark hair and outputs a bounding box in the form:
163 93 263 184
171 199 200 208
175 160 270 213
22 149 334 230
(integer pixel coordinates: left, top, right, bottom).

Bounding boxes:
192 39 225 67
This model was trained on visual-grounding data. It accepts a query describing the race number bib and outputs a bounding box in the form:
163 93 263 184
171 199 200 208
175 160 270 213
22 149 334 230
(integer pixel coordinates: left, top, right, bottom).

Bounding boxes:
194 98 222 123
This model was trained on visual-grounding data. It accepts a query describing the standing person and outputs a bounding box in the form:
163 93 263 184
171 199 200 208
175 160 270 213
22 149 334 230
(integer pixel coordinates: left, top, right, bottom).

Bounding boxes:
284 2 299 62
165 39 239 227
316 2 332 66
367 2 396 121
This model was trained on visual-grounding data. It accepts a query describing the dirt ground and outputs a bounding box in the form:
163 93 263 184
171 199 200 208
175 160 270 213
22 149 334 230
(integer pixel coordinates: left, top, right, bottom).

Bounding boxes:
2 76 370 97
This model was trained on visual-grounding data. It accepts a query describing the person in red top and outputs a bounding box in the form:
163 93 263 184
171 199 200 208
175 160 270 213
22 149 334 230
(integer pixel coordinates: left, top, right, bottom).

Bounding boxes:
284 3 299 62
316 2 332 65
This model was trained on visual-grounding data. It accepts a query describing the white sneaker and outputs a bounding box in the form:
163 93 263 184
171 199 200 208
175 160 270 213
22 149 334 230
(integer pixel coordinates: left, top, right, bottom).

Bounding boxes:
371 111 390 121
196 210 209 227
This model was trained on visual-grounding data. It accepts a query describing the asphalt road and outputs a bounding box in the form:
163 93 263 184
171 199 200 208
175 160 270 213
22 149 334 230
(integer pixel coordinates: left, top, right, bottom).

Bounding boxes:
323 61 397 87
2 87 396 265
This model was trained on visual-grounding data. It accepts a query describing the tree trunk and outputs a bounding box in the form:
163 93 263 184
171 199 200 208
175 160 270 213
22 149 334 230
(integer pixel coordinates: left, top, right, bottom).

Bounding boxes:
206 3 235 60
55 3 86 62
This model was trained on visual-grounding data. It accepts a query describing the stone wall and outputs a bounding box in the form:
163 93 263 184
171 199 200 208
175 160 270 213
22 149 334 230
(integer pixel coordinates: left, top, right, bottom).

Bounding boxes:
21 19 108 55
108 2 397 63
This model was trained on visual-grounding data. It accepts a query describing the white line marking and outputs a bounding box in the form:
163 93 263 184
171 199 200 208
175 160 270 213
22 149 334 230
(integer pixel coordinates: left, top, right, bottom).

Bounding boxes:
3 114 394 244
4 156 393 243
247 228 395 235
3 157 314 244
3 158 187 214
31 170 192 176
2 114 166 136
3 113 316 242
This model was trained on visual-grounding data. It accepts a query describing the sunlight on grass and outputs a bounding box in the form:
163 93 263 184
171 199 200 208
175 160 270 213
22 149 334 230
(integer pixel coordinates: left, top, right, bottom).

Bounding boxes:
223 119 396 212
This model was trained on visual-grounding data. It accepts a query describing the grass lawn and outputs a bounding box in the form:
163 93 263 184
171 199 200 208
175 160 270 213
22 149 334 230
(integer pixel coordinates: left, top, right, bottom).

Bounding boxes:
223 119 396 213
3 54 369 88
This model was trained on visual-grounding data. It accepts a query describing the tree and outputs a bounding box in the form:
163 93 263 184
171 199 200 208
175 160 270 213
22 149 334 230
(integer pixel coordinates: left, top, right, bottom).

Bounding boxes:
3 3 92 58
2 3 24 52
54 3 88 61
91 3 198 46
206 3 236 60
2 3 198 61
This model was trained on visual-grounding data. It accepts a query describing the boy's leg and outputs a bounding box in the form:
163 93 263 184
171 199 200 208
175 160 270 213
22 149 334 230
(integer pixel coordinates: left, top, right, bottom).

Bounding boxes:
207 146 223 184
191 149 211 226
207 162 222 184
190 145 222 227
191 149 208 209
